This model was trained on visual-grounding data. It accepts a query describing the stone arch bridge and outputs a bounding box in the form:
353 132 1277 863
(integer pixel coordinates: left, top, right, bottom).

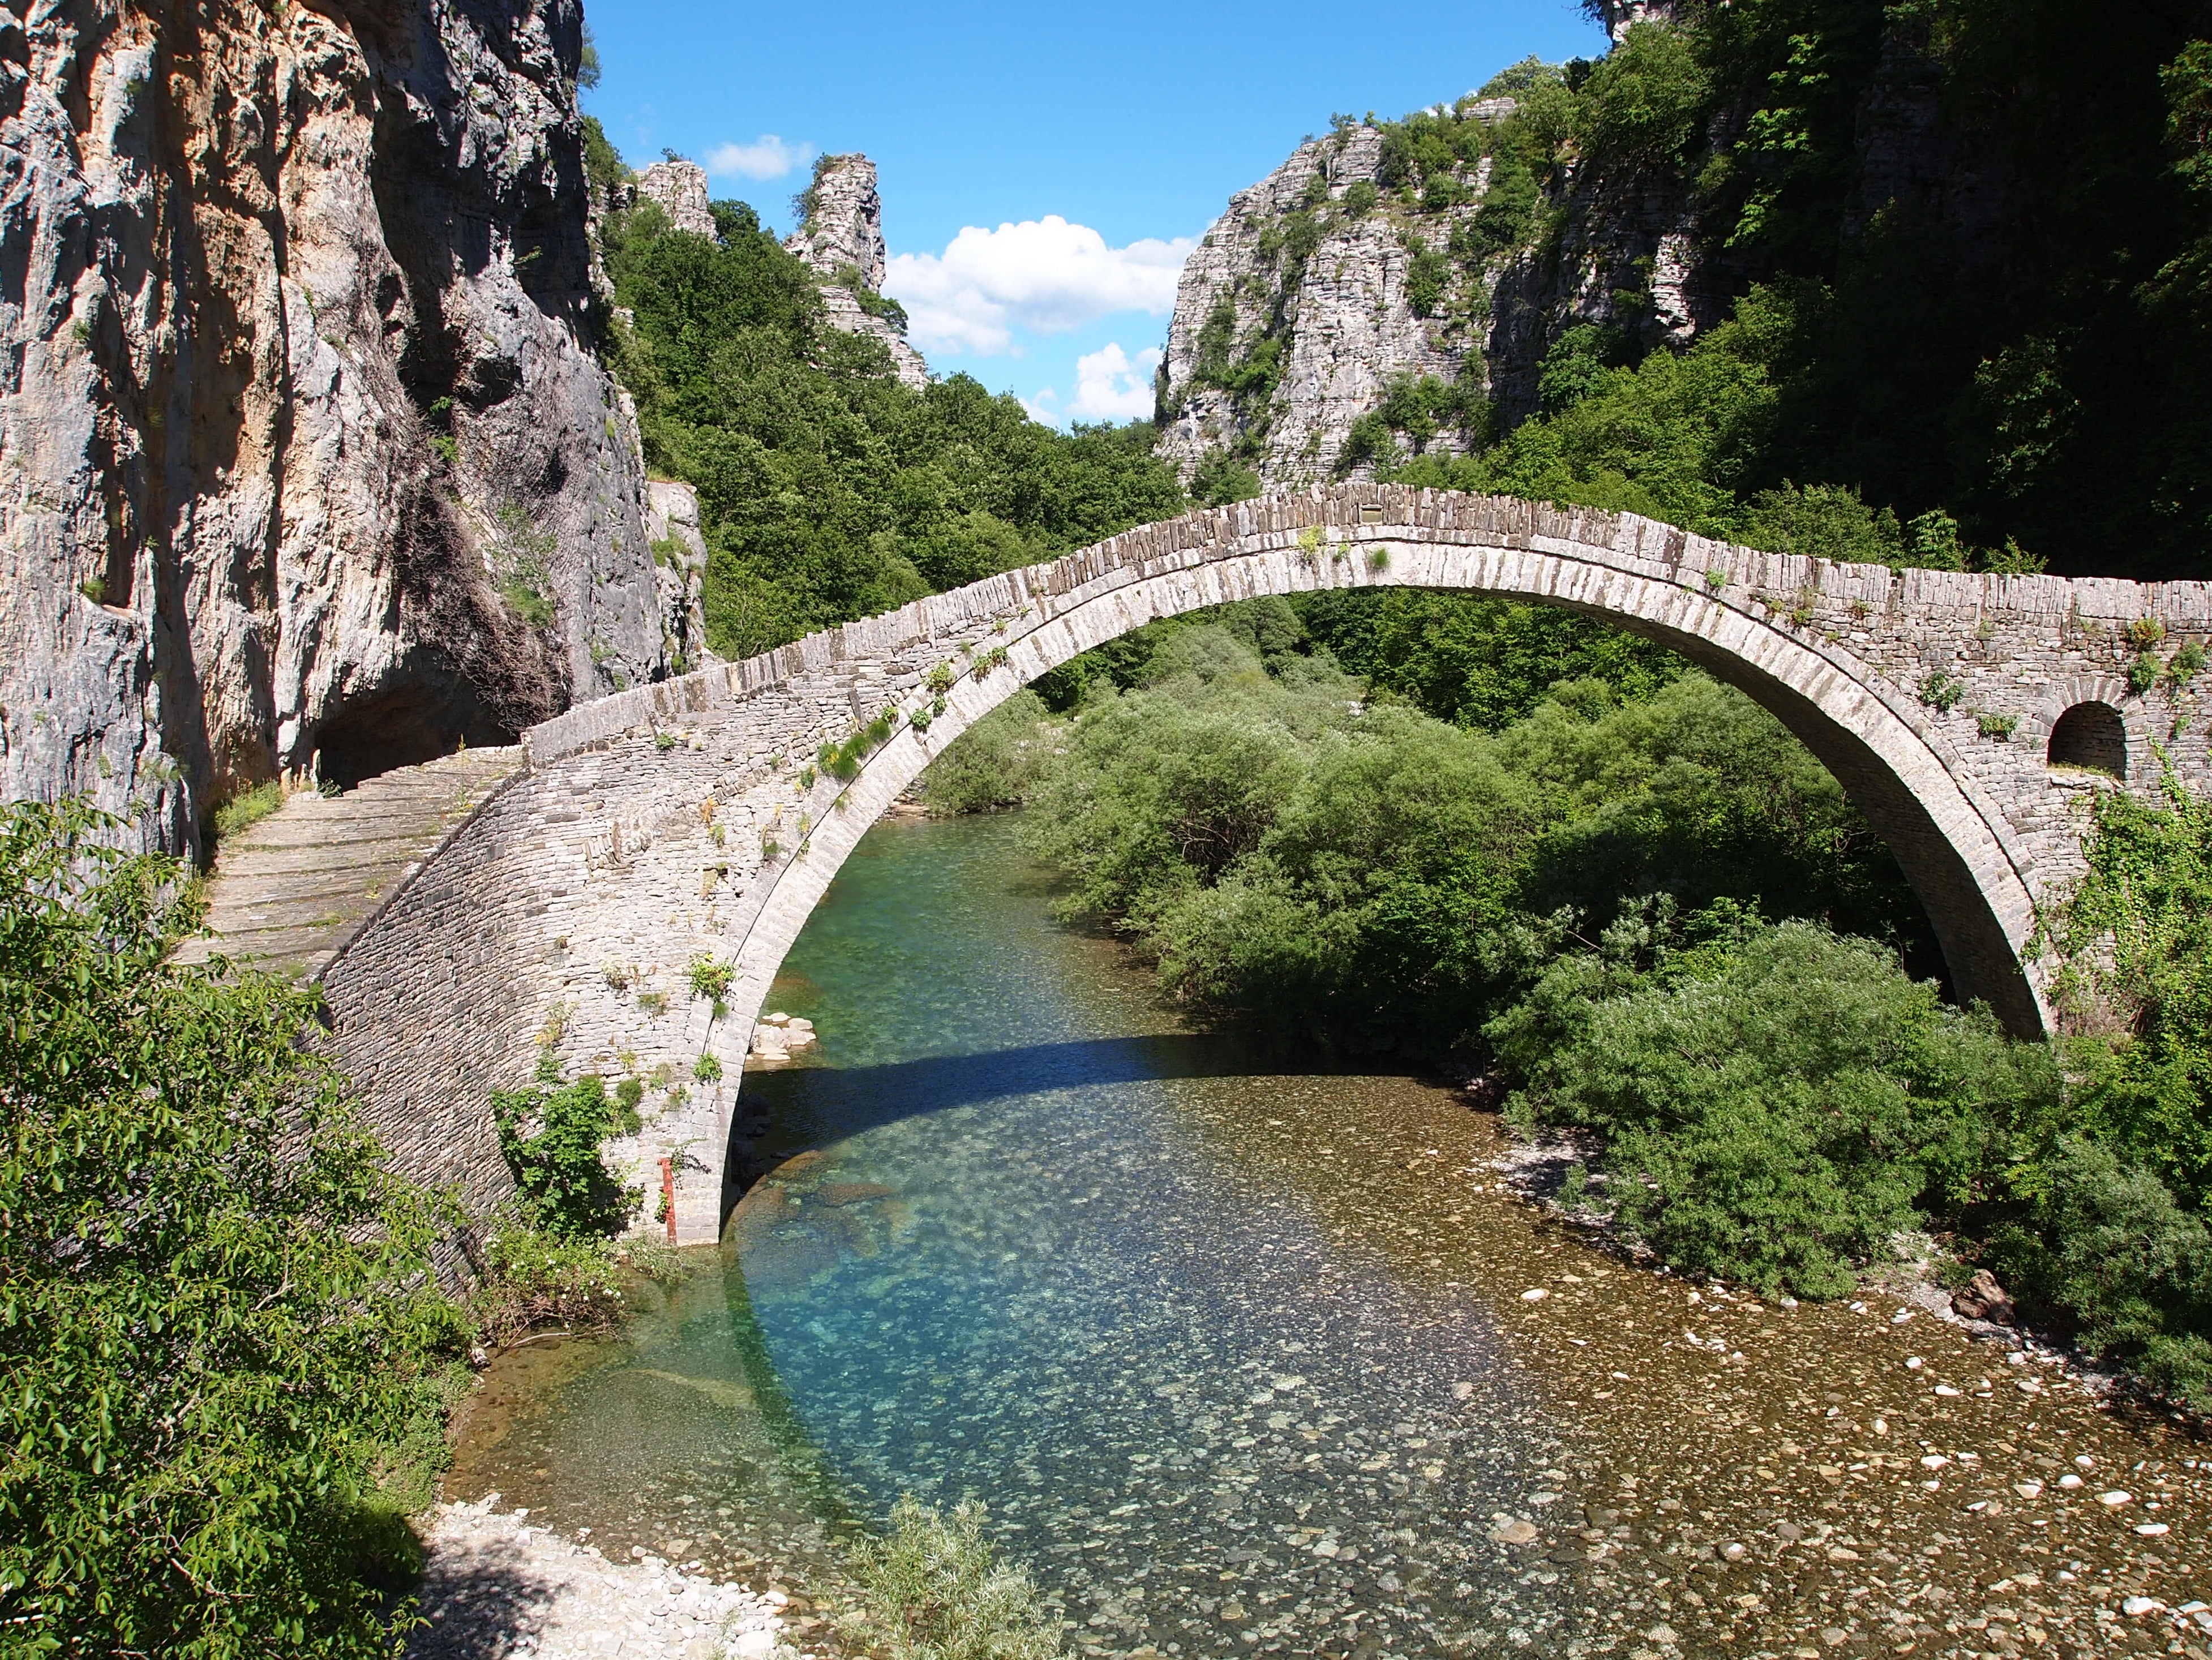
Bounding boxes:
303 487 2212 1243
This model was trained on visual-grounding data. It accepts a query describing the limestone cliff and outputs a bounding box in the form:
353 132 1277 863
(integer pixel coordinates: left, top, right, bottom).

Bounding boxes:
633 157 714 236
0 0 671 856
783 153 928 389
1156 95 1708 490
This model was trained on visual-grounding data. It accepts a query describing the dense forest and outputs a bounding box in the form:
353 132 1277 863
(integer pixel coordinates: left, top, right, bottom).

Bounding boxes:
1193 0 2212 586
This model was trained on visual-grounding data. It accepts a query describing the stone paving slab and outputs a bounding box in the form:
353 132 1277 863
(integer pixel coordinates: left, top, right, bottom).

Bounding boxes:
175 748 524 976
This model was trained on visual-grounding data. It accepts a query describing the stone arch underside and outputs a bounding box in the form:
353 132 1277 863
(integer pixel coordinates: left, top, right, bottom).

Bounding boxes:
323 490 2212 1245
729 542 2046 1078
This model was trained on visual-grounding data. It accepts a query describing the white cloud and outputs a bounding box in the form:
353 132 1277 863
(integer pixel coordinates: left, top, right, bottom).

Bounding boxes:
1020 387 1063 423
703 135 816 180
884 217 1196 357
1068 344 1161 422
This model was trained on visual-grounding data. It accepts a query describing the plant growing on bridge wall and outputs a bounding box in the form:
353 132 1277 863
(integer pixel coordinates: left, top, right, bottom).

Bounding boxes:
636 990 667 1016
925 661 957 696
614 1078 645 1131
490 1060 644 1241
1978 713 2021 740
2166 641 2207 688
693 1053 723 1084
654 730 678 752
1917 670 1966 712
685 955 734 1016
2130 651 2163 697
972 646 1010 680
2129 616 2168 650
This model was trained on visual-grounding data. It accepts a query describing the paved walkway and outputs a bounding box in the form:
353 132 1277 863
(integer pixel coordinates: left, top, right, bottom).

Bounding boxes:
177 748 525 979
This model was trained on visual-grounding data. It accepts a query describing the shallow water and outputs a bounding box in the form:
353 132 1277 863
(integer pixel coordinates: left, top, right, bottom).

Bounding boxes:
448 814 2211 1658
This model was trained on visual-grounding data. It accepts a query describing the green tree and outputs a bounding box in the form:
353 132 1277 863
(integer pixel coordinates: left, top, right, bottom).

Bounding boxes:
1490 919 2056 1297
0 800 468 1657
597 192 1183 659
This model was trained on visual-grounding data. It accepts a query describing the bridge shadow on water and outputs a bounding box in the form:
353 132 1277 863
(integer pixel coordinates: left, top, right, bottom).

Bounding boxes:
719 1030 1347 1214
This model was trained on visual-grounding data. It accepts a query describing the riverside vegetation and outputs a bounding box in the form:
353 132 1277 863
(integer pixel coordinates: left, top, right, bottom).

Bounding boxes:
0 795 1053 1655
924 591 2212 1406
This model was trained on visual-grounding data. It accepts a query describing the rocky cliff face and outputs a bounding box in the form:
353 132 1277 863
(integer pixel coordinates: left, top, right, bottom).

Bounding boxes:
1156 92 1710 491
633 157 714 236
783 154 928 389
0 0 670 854
1158 126 1495 485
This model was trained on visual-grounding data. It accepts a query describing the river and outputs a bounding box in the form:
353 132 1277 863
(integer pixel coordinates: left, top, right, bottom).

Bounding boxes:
446 813 2207 1658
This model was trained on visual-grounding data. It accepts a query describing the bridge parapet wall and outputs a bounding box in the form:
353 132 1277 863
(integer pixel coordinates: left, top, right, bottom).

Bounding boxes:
316 488 2212 1244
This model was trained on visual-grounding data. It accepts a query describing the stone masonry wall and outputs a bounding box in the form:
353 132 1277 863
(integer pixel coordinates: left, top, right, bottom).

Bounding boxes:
320 487 2212 1245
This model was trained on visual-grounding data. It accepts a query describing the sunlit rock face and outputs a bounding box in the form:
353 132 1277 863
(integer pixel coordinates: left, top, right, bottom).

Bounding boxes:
0 0 668 853
782 153 929 390
635 158 715 236
1154 101 1717 491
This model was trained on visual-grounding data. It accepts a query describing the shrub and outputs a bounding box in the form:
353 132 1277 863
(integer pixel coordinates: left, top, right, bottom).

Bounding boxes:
489 1061 642 1239
836 1496 1061 1660
473 1227 625 1348
1491 921 2059 1297
211 779 287 843
687 955 735 1003
1917 671 1966 711
920 690 1056 814
0 799 470 1656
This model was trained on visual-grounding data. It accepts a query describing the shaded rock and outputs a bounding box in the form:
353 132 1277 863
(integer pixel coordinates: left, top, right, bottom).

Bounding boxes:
1 0 670 852
1952 1269 2017 1324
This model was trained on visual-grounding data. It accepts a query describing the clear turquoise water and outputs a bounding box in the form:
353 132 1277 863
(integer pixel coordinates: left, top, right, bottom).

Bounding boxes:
446 814 2203 1658
456 815 1590 1654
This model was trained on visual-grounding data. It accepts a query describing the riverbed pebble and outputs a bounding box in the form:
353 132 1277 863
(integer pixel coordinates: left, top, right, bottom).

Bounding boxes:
408 1495 799 1660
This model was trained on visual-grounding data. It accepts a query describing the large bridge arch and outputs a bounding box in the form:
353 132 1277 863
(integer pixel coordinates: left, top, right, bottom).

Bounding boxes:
316 488 2212 1242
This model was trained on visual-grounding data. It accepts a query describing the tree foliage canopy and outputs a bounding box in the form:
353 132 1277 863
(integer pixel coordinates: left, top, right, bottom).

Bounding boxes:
0 801 467 1657
595 188 1185 659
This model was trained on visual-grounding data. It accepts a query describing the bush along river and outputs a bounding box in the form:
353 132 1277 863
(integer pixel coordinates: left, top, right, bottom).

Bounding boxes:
445 814 2212 1658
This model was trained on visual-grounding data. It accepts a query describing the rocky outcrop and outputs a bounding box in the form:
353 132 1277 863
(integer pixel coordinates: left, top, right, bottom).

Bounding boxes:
1594 1 1682 42
633 157 714 236
644 480 708 671
0 0 670 856
782 154 928 389
1158 126 1499 485
1156 74 1716 490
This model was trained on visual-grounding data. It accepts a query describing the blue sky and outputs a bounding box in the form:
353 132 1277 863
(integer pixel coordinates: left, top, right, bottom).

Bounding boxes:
582 1 1608 424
